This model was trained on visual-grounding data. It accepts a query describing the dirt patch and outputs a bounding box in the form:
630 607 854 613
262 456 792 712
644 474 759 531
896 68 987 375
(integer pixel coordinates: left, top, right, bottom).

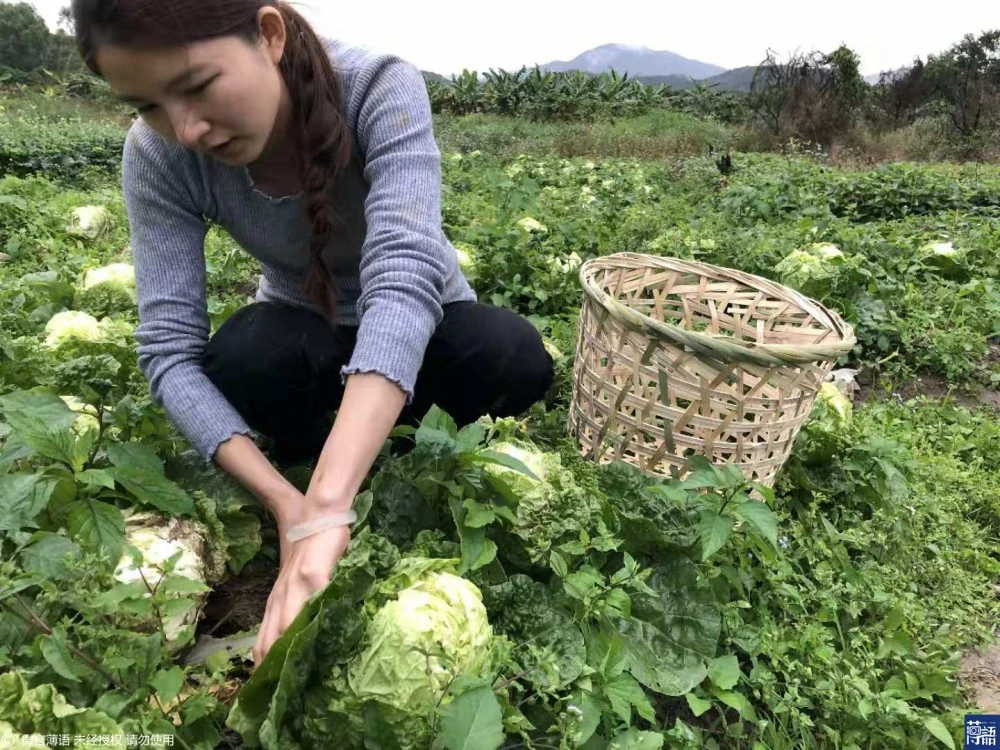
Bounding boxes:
199 566 277 637
961 637 1000 712
855 369 1000 412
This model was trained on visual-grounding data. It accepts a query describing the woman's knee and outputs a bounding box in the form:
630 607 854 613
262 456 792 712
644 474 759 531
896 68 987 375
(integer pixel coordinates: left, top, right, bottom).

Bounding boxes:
426 302 554 418
202 302 338 389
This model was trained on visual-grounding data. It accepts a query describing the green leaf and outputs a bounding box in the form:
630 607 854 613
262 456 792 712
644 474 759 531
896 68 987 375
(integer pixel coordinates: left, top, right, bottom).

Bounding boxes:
586 624 628 679
489 576 587 691
437 684 505 750
549 550 568 577
617 557 720 696
106 440 163 474
19 533 81 578
731 499 778 547
0 473 54 533
40 627 81 683
415 405 459 455
150 666 186 705
107 443 195 516
603 672 655 723
158 575 211 596
685 693 712 717
711 688 757 722
568 689 602 746
456 421 487 452
708 654 741 691
75 469 116 490
922 717 955 749
462 498 497 528
0 391 77 467
473 449 542 482
563 568 603 601
608 728 665 749
227 594 363 747
451 498 497 573
65 499 125 562
699 508 733 561
858 698 874 720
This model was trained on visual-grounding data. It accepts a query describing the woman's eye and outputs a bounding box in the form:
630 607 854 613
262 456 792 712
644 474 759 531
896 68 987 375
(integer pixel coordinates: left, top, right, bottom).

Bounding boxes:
187 77 216 95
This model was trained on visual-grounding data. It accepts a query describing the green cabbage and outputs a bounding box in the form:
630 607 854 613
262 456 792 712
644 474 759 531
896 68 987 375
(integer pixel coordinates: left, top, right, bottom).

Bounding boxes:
43 310 134 350
76 262 137 316
798 382 854 465
43 310 103 348
775 242 845 297
66 205 114 241
517 216 548 234
348 571 494 711
0 672 125 746
485 440 598 565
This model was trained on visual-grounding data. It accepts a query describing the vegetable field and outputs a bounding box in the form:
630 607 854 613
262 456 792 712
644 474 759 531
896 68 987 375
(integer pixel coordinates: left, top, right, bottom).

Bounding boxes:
1 91 1000 750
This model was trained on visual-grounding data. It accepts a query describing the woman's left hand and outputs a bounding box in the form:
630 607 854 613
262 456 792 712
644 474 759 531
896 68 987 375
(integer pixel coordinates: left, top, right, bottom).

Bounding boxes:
252 522 351 668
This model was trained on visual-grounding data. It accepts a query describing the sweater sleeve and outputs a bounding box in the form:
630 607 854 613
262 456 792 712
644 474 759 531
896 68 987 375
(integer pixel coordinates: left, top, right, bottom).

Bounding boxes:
122 124 254 462
339 55 449 401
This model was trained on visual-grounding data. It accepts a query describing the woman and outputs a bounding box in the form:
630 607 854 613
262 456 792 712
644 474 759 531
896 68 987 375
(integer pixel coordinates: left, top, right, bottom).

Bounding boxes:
71 0 554 666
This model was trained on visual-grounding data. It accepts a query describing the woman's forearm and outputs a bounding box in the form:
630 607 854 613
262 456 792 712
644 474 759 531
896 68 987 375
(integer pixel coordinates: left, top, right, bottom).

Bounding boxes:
214 433 303 521
304 372 407 517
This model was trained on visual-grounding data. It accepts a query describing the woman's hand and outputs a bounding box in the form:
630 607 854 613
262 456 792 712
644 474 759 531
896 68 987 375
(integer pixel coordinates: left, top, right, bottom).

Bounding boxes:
252 522 351 668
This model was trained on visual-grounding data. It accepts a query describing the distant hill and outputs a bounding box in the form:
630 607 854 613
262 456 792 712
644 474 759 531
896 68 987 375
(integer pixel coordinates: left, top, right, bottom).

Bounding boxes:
537 43 726 80
636 66 758 92
703 66 757 91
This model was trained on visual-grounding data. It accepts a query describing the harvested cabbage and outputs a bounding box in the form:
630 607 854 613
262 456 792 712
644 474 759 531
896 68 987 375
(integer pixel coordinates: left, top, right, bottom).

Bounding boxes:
113 510 217 651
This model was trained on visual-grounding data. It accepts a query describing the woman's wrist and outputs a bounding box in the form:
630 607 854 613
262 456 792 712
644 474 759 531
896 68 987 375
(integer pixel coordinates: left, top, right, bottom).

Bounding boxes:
304 483 356 516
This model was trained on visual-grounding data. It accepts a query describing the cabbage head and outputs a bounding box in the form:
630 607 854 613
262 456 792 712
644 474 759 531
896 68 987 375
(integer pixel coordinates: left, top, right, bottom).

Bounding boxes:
43 310 103 348
918 240 968 280
67 205 114 241
76 262 137 316
347 570 494 711
798 382 854 465
775 242 845 297
485 440 598 564
517 217 548 234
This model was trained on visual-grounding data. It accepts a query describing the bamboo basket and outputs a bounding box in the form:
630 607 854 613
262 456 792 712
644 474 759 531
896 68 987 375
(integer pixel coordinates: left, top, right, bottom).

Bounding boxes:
567 253 857 487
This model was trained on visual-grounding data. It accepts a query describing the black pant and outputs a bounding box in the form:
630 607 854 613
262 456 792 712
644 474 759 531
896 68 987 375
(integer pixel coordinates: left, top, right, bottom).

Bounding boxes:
202 300 554 464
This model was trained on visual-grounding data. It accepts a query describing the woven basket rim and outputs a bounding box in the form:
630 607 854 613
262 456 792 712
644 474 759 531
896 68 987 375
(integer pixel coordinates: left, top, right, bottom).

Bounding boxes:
578 252 857 367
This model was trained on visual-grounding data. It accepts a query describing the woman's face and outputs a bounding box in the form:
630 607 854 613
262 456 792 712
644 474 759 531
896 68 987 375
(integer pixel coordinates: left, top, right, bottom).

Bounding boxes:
94 8 291 167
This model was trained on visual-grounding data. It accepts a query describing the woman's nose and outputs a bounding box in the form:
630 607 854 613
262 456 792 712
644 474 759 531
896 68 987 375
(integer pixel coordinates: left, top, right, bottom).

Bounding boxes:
168 104 211 149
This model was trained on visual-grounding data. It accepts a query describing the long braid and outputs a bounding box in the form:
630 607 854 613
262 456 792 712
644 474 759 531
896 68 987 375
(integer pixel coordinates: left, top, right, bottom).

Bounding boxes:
276 3 353 321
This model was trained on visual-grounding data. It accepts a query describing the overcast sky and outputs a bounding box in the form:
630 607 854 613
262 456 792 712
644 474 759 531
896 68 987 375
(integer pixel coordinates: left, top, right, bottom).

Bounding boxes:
27 0 997 78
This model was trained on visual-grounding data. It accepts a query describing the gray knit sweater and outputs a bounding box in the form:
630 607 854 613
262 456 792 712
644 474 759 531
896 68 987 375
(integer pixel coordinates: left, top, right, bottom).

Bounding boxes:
121 38 477 462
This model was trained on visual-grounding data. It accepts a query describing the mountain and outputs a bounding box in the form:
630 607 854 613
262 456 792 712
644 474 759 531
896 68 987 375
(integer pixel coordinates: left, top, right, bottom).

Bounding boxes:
703 66 757 91
636 66 758 92
537 43 726 80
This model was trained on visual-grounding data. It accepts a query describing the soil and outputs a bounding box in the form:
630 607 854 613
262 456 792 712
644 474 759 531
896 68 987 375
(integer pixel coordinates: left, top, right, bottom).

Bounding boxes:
961 637 1000 713
198 565 277 637
854 362 1000 413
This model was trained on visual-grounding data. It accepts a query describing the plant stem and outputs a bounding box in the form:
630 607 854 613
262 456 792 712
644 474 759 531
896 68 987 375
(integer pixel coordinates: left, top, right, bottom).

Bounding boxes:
4 594 123 689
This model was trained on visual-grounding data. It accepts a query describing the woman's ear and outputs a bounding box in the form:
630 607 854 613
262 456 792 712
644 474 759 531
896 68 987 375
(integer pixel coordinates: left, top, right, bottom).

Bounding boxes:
256 6 287 66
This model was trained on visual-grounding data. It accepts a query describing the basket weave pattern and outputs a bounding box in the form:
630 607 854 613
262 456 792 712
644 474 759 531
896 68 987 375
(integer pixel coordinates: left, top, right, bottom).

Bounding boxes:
568 253 856 487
